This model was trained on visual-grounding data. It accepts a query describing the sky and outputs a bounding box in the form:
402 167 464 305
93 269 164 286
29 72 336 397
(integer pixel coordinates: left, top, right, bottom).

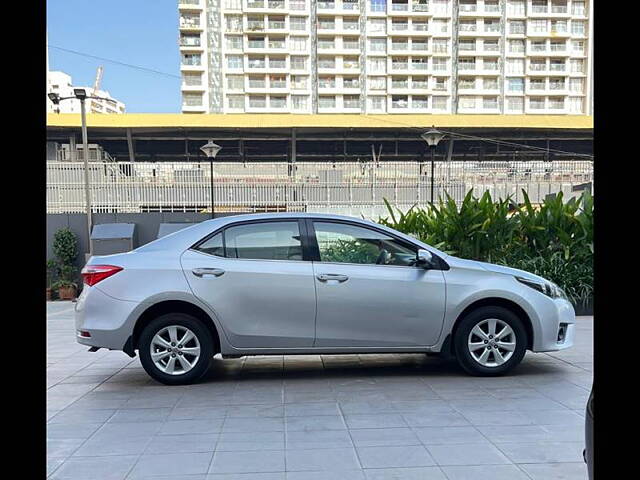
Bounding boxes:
47 0 181 113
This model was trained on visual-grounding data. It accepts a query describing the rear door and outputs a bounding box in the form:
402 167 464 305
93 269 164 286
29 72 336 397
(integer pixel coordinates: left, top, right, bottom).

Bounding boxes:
181 219 316 349
309 220 447 347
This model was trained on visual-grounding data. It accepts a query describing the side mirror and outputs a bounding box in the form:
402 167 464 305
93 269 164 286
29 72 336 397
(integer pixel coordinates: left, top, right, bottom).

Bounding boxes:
416 249 434 269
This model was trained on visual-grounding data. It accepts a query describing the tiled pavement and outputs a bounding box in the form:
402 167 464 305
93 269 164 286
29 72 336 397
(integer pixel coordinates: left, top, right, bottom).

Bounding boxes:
47 301 592 479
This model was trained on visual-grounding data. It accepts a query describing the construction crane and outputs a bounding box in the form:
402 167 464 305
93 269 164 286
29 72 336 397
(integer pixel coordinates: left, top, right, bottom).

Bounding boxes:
89 66 103 113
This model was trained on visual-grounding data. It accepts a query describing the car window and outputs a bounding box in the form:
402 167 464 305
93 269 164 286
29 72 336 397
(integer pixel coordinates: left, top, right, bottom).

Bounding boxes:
225 221 303 261
196 232 224 257
313 222 417 266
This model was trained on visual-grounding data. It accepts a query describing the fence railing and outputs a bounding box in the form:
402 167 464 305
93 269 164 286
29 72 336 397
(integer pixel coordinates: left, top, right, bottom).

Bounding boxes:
47 160 594 218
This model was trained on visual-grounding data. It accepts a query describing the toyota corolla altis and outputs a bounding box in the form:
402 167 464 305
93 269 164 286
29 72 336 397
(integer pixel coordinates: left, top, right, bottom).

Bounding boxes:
75 213 575 385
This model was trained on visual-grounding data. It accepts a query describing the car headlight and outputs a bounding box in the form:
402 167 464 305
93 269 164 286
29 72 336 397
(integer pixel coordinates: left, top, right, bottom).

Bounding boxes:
516 276 568 300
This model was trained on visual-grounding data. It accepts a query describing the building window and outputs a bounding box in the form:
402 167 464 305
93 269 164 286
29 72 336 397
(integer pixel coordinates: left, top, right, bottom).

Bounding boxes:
343 95 360 109
509 20 525 34
483 78 498 90
571 20 586 35
507 0 525 15
343 77 359 88
392 95 409 109
290 56 307 70
432 58 447 71
249 95 267 108
368 58 386 73
432 96 448 110
368 77 386 90
292 95 308 109
291 75 308 89
182 73 202 86
225 0 242 8
368 19 386 32
483 97 498 109
506 97 524 112
270 95 286 108
319 96 336 108
551 20 567 33
548 97 564 109
319 76 336 88
228 95 244 109
529 97 545 110
507 58 525 74
370 0 387 12
290 36 307 51
508 77 524 92
182 93 203 106
227 55 243 68
458 77 475 90
509 39 525 53
225 15 243 32
182 53 201 66
290 0 306 9
226 36 242 49
459 96 476 109
413 76 428 89
368 96 386 112
290 17 307 30
369 38 386 52
432 39 448 53
570 58 585 73
412 96 428 109
180 34 201 47
569 97 583 113
570 78 584 93
226 75 244 89
572 1 585 15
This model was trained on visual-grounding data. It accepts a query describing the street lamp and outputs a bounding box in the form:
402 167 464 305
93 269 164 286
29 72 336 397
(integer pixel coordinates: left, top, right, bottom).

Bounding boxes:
200 140 222 219
421 127 445 204
49 88 97 257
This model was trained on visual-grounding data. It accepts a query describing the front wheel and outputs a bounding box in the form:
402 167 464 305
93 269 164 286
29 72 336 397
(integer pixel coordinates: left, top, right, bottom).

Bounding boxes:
453 306 527 376
139 313 213 385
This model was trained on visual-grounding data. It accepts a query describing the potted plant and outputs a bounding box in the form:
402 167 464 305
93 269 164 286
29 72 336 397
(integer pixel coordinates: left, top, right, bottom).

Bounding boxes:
46 259 58 301
52 228 79 300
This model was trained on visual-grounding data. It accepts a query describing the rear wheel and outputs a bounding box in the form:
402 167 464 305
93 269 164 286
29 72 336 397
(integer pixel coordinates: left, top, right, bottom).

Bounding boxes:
454 306 527 376
139 313 213 385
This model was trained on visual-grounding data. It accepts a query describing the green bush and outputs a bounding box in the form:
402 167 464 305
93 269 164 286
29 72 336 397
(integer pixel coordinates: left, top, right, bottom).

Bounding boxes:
51 228 79 289
379 189 593 308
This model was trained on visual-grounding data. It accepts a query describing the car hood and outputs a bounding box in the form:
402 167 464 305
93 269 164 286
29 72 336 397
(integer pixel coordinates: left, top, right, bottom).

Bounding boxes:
449 256 548 283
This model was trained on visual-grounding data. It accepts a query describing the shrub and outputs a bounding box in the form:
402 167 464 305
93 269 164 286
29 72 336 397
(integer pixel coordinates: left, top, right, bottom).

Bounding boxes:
379 189 593 308
51 228 79 289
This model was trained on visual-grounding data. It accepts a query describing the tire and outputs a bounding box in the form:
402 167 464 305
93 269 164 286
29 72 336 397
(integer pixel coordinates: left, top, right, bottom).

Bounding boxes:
453 306 527 376
139 313 214 385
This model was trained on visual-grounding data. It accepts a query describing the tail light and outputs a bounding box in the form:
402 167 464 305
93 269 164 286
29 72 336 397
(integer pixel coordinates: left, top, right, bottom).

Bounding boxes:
81 265 123 286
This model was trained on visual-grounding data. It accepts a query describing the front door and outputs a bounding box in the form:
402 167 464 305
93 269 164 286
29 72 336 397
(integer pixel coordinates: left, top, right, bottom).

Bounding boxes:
309 220 446 347
181 220 316 349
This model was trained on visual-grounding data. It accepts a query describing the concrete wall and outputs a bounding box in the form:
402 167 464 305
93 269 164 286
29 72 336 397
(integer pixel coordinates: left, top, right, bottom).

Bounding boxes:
46 212 238 267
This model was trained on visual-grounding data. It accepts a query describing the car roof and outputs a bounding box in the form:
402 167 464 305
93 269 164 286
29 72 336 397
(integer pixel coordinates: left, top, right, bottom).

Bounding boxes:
134 212 448 258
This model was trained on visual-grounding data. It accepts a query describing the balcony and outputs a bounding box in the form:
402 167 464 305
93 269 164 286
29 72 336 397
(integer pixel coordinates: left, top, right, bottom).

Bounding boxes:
391 62 409 70
342 0 360 11
268 40 286 49
269 80 287 88
392 42 410 51
318 1 335 9
247 22 265 31
247 1 265 7
410 61 429 70
248 60 266 69
268 0 285 8
180 18 201 30
392 3 409 12
248 80 267 89
268 59 287 69
391 23 409 32
267 21 286 30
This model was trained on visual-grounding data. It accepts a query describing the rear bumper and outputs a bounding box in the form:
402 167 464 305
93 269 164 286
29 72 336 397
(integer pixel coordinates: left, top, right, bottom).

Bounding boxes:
74 285 139 351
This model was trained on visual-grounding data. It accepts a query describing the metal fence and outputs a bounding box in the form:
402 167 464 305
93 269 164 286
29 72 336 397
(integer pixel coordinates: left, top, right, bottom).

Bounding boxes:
47 160 593 218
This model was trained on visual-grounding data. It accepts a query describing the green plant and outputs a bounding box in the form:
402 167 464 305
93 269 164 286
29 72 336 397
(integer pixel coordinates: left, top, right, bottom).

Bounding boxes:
47 259 58 288
51 228 79 290
52 228 78 267
378 189 594 309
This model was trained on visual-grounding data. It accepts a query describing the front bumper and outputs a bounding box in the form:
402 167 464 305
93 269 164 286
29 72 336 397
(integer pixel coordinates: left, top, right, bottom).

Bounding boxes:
74 285 140 351
531 297 576 352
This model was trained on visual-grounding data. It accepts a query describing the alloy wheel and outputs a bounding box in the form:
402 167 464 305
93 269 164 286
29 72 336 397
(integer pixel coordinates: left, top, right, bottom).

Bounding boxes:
150 325 201 375
467 318 516 368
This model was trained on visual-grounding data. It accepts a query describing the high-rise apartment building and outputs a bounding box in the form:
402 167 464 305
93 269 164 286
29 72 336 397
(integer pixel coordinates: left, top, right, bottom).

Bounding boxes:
47 71 126 114
178 0 592 114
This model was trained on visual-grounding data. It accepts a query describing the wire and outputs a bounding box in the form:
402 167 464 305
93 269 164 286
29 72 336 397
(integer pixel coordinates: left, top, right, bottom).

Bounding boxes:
362 114 594 159
48 45 181 80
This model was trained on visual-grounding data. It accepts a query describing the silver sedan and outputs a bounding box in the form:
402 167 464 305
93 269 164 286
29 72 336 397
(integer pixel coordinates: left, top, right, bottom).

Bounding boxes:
75 213 575 385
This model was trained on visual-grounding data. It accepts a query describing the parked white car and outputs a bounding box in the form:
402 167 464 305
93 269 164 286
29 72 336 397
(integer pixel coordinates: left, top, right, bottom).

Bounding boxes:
75 213 575 385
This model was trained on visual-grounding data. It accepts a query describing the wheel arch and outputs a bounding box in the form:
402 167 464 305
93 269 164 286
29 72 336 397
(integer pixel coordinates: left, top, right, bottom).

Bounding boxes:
131 300 221 354
448 297 534 355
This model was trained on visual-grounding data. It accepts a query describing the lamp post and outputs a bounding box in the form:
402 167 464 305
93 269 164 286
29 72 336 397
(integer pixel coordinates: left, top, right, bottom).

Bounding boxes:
200 140 222 219
420 127 445 205
48 89 97 257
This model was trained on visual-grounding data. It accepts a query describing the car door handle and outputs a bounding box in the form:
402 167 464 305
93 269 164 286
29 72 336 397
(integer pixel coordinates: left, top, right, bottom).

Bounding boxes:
192 268 225 278
316 274 349 283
